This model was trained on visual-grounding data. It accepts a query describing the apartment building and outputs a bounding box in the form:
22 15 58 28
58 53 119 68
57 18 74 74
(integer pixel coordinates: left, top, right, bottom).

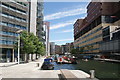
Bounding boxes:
50 42 55 55
0 0 44 62
28 0 37 35
44 21 50 56
28 0 44 60
0 0 29 62
74 2 120 55
65 43 74 53
55 45 62 54
28 0 44 40
36 1 44 43
100 26 120 59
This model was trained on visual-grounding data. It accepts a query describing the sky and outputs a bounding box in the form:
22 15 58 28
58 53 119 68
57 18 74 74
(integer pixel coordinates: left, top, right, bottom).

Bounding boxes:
44 2 89 45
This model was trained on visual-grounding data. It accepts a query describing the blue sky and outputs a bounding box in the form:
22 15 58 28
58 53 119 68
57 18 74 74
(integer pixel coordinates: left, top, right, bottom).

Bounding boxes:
44 2 89 45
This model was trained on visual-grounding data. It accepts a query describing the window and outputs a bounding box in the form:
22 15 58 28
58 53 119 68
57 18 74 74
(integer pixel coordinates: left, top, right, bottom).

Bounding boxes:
15 1 28 7
103 26 110 37
1 3 9 8
102 16 113 23
16 25 21 28
1 13 9 17
8 23 15 27
2 3 26 14
1 22 8 26
17 8 26 14
9 6 16 11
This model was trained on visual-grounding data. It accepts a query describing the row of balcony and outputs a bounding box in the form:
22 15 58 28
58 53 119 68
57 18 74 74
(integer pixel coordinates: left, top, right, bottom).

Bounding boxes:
0 21 26 30
0 12 27 22
0 3 27 15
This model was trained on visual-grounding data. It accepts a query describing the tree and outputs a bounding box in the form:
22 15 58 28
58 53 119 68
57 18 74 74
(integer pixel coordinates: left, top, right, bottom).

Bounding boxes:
70 48 80 55
14 31 45 62
29 33 36 60
33 36 45 58
20 31 35 62
38 43 45 56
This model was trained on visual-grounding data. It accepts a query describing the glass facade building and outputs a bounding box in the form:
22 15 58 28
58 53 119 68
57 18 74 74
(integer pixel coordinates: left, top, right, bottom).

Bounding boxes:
0 0 29 62
36 1 45 43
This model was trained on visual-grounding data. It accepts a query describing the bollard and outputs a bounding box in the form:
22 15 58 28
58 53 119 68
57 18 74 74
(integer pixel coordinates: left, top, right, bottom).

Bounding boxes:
90 70 95 79
36 63 39 67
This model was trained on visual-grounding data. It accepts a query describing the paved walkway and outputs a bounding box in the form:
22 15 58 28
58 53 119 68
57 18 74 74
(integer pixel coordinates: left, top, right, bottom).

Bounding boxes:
94 58 120 63
1 57 93 79
1 57 45 78
0 62 18 67
2 60 61 78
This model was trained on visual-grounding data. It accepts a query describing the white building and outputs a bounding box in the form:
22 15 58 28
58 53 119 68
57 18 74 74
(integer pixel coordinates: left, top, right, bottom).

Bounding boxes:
44 21 50 56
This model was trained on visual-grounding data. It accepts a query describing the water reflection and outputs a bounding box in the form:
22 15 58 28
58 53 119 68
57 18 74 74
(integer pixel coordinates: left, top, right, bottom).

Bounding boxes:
53 62 76 70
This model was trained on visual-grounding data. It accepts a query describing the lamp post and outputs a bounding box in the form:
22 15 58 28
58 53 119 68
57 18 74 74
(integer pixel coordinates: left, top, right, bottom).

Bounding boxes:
16 30 23 64
18 35 20 64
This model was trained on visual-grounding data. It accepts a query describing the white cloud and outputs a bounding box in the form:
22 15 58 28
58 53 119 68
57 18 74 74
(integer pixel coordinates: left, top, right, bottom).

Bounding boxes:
44 8 86 21
56 29 73 33
50 19 77 30
50 22 72 30
51 39 73 42
63 29 73 32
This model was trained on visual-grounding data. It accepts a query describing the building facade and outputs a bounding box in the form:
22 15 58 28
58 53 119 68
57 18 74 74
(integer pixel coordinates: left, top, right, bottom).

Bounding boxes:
44 21 50 56
65 43 74 53
50 42 55 55
55 45 62 54
28 0 44 38
0 0 44 62
74 2 120 55
36 1 44 43
28 0 37 35
27 0 44 60
0 0 29 62
100 26 120 59
61 45 67 54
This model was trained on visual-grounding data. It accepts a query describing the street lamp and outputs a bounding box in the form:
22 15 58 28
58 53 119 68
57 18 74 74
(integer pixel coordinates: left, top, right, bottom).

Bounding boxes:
16 30 23 64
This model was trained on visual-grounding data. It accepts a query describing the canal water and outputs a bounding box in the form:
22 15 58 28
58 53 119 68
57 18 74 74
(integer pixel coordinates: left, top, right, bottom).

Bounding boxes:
53 59 120 78
53 62 76 70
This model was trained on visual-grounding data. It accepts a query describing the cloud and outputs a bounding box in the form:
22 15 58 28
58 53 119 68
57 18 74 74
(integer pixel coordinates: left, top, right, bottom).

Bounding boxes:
56 29 73 33
51 39 73 42
50 19 77 30
50 22 72 30
44 8 86 21
63 29 73 32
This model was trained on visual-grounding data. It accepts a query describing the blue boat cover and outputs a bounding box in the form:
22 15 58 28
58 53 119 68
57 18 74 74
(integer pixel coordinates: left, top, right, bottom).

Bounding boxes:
44 58 52 62
44 58 53 65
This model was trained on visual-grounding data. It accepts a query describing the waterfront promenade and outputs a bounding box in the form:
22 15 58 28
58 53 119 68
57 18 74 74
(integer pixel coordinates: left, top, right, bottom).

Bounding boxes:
94 58 120 63
1 58 91 79
0 62 18 67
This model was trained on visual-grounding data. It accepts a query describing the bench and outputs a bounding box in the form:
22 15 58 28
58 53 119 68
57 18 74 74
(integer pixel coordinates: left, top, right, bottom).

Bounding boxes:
60 69 80 80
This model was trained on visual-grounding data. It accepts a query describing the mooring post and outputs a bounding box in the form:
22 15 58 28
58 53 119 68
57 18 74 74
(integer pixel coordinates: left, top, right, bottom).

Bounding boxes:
90 70 95 78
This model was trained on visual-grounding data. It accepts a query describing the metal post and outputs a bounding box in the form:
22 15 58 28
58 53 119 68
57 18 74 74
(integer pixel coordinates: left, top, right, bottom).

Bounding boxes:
12 49 15 62
18 36 20 64
16 29 23 64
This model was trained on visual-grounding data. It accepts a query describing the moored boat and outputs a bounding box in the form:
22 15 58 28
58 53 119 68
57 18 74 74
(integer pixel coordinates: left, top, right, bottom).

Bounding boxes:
57 56 77 64
41 58 54 70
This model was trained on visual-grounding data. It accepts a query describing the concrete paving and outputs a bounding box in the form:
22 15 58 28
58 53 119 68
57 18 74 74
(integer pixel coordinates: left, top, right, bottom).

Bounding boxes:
1 57 93 79
0 62 18 67
94 58 120 63
2 62 60 78
71 70 90 78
